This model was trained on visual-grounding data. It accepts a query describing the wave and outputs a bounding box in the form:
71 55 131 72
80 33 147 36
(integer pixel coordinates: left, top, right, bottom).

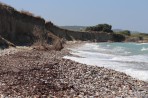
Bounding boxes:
136 43 148 45
64 43 148 81
141 47 148 51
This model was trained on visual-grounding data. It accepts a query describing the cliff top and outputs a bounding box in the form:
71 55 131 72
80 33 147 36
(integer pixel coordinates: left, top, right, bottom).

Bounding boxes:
0 2 45 22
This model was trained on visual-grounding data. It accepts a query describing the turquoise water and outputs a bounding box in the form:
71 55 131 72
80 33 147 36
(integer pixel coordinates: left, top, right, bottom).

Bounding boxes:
64 42 148 81
96 42 148 55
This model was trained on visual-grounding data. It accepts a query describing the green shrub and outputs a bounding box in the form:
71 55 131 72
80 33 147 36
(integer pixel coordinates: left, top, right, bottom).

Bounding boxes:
85 24 113 33
116 30 131 36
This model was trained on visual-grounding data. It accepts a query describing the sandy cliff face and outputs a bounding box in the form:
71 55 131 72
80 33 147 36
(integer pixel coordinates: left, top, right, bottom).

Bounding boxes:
0 3 46 45
0 3 115 50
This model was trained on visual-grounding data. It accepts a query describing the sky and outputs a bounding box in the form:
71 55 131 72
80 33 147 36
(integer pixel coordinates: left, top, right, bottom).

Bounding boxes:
0 0 148 33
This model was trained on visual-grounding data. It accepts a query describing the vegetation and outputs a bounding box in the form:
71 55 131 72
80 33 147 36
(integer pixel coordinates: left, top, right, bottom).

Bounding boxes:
115 29 148 42
20 10 43 20
85 24 113 33
130 33 148 41
115 30 131 36
20 10 35 16
112 34 125 42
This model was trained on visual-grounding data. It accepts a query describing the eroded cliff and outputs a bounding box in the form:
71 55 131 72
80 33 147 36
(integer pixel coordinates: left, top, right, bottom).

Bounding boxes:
46 22 113 42
0 3 46 45
0 2 116 50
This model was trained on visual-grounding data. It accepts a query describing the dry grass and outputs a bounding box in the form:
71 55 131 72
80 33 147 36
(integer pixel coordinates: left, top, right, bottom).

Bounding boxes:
20 10 43 19
20 10 35 17
0 2 11 8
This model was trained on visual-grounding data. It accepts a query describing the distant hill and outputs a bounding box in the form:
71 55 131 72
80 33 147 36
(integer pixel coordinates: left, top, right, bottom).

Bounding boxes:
113 29 141 34
60 26 141 34
60 26 87 31
113 29 124 32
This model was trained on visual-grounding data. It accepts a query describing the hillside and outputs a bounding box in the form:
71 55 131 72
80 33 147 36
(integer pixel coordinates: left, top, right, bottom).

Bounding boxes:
0 2 129 50
113 29 142 34
46 22 113 42
114 30 148 42
60 26 86 31
0 2 116 50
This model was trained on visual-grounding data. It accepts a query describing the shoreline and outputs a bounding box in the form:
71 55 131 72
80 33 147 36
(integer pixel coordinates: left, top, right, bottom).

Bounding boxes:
0 42 147 97
64 42 148 82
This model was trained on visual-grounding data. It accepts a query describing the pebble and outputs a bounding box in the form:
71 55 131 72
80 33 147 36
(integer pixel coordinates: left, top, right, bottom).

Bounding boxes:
0 44 147 97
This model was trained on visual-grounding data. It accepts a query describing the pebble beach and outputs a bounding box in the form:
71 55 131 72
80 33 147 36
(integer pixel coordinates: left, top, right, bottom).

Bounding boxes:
0 42 147 98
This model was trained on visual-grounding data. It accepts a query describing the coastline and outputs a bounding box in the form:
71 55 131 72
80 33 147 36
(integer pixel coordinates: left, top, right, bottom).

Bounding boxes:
0 42 147 97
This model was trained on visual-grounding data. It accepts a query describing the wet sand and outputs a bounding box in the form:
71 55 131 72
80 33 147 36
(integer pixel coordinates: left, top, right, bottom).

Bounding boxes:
0 42 147 97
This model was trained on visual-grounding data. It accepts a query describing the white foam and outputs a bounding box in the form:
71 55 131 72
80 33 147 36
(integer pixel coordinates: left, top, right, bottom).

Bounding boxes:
141 47 148 51
123 69 148 81
111 55 148 63
64 43 148 82
64 55 148 81
136 43 148 45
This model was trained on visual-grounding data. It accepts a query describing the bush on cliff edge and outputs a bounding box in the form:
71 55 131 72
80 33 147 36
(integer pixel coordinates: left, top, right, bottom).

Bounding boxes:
85 24 113 33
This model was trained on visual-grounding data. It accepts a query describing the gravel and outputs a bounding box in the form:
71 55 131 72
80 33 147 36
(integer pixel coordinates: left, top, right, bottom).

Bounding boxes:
0 44 147 97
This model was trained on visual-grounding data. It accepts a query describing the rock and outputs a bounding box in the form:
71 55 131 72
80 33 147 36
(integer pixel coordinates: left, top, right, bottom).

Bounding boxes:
0 36 15 49
0 45 147 97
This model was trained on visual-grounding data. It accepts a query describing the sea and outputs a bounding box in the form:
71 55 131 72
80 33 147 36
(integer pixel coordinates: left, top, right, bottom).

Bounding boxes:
64 42 148 82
